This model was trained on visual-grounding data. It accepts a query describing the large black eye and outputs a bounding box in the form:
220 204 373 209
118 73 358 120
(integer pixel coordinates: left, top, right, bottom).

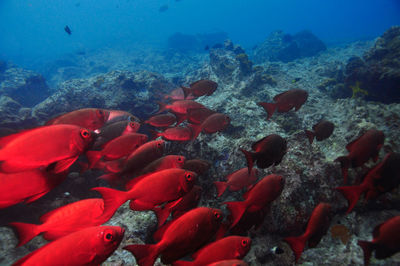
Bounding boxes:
178 157 182 161
241 239 248 246
80 129 90 138
96 109 104 117
185 173 192 181
104 232 113 242
214 211 220 219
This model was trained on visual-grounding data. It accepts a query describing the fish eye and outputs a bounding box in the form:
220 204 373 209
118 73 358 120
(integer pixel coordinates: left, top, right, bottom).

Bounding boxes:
96 109 104 117
214 211 221 219
241 240 248 246
178 157 182 161
104 230 114 242
80 129 90 138
129 122 136 128
185 173 192 181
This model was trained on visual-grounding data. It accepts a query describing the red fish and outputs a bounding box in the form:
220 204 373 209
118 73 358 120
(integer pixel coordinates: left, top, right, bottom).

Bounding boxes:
98 139 164 183
145 113 177 127
214 168 258 197
86 133 148 169
190 113 231 139
335 152 400 213
335 129 384 184
224 174 284 228
207 260 248 266
153 185 202 227
123 207 223 266
9 198 113 246
174 236 251 266
187 107 216 124
93 168 196 219
150 126 193 141
12 226 124 266
0 169 67 209
305 120 334 144
135 155 186 177
240 134 287 174
156 100 205 124
92 120 140 149
229 205 269 236
284 203 332 263
182 80 218 99
358 216 400 266
45 108 110 130
257 89 308 120
164 87 194 101
0 125 95 173
183 159 211 175
106 110 140 124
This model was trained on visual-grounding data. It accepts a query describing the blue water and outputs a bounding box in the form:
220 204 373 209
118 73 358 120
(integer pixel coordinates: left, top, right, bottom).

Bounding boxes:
0 0 399 70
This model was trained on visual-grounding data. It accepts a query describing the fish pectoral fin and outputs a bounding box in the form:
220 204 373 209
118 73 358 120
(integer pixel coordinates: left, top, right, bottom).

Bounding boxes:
129 200 155 211
24 191 49 204
51 156 79 173
166 197 183 209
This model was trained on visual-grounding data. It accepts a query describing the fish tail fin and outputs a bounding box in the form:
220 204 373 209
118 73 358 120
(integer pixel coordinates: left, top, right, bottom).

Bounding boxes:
240 148 255 174
153 207 171 228
224 201 247 228
181 86 192 99
214 181 228 197
335 156 350 184
357 240 373 266
97 172 122 187
91 187 127 219
149 129 161 141
284 234 308 263
86 150 102 169
257 102 276 120
305 130 315 144
188 123 202 140
123 244 159 266
9 222 41 247
335 185 365 213
156 102 167 114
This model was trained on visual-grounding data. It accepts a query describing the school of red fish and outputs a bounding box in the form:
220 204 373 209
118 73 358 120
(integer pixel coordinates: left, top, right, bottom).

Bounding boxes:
0 79 399 265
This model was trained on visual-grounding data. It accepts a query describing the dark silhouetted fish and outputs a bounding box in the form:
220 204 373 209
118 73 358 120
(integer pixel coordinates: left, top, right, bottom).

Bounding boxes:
305 120 334 144
64 25 72 35
358 216 400 266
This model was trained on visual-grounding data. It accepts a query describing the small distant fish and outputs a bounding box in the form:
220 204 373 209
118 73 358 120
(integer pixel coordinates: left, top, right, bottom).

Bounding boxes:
150 126 193 142
190 113 231 140
134 155 186 180
284 203 332 263
187 108 216 125
92 120 140 149
214 167 258 197
335 129 384 184
64 25 72 35
305 120 334 144
292 77 301 83
257 89 308 120
182 79 218 99
159 4 168 12
240 134 287 174
358 216 400 266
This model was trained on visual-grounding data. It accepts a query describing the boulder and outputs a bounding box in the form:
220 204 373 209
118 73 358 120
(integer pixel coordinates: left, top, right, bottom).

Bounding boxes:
252 30 326 63
0 67 50 107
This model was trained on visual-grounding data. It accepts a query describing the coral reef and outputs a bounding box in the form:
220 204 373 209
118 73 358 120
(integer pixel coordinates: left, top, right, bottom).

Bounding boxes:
343 26 400 103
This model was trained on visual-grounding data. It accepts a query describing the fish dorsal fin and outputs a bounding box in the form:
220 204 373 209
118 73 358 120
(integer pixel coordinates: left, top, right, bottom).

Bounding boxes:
189 80 202 87
273 91 288 102
45 113 67 125
50 157 79 174
251 136 269 151
345 137 361 152
0 127 39 148
372 222 384 238
125 172 154 190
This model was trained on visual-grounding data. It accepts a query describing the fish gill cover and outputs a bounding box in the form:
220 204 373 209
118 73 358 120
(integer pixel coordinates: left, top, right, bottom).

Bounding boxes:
0 0 400 265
